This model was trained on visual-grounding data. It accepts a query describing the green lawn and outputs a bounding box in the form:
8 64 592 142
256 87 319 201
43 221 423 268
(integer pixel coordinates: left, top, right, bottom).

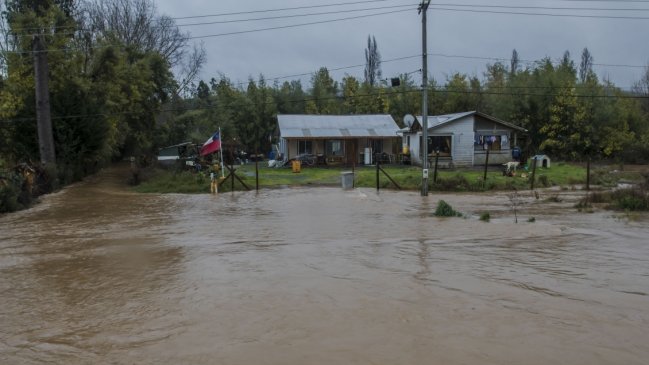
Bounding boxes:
134 161 595 194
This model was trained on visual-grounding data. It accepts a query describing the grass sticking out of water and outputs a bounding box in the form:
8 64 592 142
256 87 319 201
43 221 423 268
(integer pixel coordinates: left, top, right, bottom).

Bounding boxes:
435 200 462 217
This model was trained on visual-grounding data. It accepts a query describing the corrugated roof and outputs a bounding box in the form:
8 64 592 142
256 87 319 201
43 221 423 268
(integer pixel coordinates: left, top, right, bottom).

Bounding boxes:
278 114 400 138
415 111 527 132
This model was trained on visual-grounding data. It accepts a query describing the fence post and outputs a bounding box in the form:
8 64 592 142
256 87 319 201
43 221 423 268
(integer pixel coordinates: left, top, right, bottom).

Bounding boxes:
376 153 380 192
530 157 538 191
483 145 490 184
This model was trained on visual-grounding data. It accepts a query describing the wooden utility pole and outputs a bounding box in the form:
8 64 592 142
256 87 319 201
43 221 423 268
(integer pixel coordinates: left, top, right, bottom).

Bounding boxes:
419 0 431 196
33 0 56 166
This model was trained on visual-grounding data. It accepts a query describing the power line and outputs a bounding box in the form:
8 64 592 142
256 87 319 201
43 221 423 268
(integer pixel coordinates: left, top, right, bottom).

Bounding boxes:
175 4 417 28
428 52 648 69
11 0 649 37
2 86 645 124
172 0 407 20
428 6 649 19
428 2 649 12
3 8 415 54
234 55 422 87
5 3 419 37
187 9 415 40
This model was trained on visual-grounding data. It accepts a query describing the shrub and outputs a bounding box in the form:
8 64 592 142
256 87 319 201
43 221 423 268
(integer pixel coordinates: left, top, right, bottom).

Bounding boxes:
0 173 24 213
527 217 536 223
435 200 462 217
479 212 490 222
612 188 649 211
0 184 21 213
433 174 470 191
538 174 550 187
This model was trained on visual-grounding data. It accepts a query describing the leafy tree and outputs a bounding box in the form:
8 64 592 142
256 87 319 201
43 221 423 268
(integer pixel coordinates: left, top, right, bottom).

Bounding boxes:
305 67 338 114
273 80 305 114
341 75 360 114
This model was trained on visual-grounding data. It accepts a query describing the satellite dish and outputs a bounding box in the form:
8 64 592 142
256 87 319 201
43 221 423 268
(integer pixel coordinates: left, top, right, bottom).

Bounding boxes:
403 114 415 127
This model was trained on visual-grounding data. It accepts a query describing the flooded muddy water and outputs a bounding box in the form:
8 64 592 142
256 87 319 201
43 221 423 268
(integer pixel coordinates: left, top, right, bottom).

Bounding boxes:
1 167 648 364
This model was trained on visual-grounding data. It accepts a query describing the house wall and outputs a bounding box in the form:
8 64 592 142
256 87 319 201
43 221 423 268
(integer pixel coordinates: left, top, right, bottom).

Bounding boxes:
474 116 517 165
281 138 397 164
400 114 524 167
474 151 512 165
429 115 475 167
404 132 422 165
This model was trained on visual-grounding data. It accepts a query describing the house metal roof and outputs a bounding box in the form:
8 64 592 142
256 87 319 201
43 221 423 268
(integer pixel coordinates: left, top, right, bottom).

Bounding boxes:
415 111 527 132
278 114 400 139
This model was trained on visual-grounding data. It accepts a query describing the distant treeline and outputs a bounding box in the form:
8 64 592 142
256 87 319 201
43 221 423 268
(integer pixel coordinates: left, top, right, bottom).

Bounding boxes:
180 50 649 165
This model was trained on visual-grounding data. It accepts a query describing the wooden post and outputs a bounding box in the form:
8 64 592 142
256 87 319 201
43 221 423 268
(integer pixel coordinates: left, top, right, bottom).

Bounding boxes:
530 157 538 191
255 149 259 191
483 145 490 184
433 151 439 183
376 153 380 192
230 148 235 192
586 158 591 191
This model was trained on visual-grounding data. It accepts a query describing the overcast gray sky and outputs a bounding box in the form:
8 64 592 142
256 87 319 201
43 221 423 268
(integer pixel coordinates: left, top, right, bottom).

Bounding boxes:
154 0 649 90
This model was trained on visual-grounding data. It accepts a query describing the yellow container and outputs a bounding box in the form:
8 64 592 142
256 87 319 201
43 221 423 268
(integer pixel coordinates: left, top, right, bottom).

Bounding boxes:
402 145 410 155
292 160 301 173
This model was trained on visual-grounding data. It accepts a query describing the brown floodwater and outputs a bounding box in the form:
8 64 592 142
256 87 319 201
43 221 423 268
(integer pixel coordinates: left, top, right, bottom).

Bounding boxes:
1 166 648 364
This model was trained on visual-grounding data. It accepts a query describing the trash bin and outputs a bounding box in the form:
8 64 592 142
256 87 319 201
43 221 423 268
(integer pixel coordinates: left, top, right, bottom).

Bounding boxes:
341 171 354 190
291 160 301 173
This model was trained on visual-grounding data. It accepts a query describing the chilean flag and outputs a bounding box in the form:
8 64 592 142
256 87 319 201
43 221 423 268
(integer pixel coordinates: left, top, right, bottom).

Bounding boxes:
200 131 221 156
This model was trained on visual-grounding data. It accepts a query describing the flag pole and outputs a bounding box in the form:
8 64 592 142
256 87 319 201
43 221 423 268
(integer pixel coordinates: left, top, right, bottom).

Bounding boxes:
219 127 225 178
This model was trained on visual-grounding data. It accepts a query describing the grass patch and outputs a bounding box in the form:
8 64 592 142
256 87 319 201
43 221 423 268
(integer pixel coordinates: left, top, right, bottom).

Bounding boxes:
133 162 606 194
479 212 491 222
612 189 649 211
435 200 462 217
135 169 210 194
575 187 649 212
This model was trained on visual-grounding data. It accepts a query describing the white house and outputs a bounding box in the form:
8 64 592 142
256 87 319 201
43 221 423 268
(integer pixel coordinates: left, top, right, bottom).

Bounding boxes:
277 114 401 165
400 111 527 167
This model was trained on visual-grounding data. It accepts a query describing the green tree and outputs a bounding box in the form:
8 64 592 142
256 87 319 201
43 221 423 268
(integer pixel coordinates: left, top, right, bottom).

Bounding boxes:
306 67 338 114
364 35 382 87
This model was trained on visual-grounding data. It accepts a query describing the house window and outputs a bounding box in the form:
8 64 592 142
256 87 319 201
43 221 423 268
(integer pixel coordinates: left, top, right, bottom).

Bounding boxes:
298 140 312 155
326 140 343 156
475 134 510 151
428 136 452 156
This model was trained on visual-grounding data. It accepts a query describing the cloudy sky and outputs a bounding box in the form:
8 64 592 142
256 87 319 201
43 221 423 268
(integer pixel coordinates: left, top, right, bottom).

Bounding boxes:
154 0 649 90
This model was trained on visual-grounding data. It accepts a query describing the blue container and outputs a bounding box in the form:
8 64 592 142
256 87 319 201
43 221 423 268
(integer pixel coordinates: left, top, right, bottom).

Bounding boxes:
512 147 521 161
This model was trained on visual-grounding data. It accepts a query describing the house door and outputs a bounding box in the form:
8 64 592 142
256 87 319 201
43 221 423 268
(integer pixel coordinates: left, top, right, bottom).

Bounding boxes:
345 140 357 164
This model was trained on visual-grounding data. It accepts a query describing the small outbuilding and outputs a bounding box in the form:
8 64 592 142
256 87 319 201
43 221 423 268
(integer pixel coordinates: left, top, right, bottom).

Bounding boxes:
532 154 551 168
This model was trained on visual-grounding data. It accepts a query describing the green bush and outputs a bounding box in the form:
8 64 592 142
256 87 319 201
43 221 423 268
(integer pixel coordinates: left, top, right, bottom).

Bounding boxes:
432 174 470 191
0 173 24 213
538 174 550 187
612 189 649 211
479 212 490 222
0 184 21 213
435 200 462 217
